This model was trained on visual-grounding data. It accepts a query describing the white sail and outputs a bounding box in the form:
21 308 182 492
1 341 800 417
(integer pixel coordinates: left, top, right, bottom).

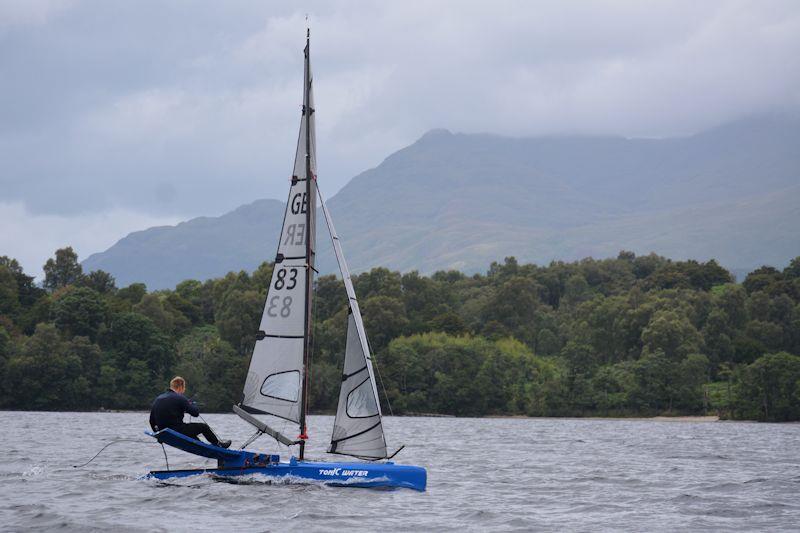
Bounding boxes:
241 37 316 426
319 193 388 459
328 313 388 458
240 32 388 459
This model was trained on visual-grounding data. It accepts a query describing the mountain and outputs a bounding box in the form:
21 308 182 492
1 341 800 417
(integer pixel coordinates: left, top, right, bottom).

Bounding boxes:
82 199 285 289
83 115 800 288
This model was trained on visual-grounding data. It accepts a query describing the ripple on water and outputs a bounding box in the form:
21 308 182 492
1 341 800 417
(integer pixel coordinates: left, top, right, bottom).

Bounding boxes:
1 412 799 531
22 464 47 477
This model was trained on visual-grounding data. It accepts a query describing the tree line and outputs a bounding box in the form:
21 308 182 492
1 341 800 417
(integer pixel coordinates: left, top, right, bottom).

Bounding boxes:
1 248 798 421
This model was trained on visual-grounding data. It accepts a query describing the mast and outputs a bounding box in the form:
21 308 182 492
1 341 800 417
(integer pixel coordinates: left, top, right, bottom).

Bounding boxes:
299 28 314 460
238 29 317 450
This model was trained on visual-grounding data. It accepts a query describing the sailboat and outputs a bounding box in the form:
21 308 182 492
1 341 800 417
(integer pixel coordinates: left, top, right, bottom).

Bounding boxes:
145 31 427 491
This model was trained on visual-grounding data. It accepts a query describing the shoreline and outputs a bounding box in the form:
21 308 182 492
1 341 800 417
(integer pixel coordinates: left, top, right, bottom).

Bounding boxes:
0 409 726 422
483 414 721 422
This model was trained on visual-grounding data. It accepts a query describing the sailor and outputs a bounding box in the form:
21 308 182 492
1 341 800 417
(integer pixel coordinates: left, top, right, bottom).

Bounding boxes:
149 376 232 449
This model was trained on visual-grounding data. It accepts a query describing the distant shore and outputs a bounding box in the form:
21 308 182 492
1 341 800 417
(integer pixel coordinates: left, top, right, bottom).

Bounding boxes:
482 414 721 422
0 409 726 422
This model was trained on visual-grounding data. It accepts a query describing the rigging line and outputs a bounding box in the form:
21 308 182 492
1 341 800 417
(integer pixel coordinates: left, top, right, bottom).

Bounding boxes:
196 413 225 447
373 350 394 417
72 439 155 469
161 443 170 471
279 418 291 448
240 429 264 450
307 257 320 421
365 329 394 418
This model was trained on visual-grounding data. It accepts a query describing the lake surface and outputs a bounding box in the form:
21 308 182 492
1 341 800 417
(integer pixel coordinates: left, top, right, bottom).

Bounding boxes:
0 412 798 531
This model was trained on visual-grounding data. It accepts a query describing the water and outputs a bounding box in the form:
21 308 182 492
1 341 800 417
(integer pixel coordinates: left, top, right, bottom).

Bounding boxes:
1 412 798 531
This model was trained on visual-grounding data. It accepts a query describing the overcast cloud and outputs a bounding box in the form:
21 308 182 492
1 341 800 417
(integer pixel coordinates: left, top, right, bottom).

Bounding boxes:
1 0 799 276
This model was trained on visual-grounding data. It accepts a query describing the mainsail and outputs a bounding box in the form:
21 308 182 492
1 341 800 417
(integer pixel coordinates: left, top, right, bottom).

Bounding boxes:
240 34 317 438
240 30 388 461
319 195 388 460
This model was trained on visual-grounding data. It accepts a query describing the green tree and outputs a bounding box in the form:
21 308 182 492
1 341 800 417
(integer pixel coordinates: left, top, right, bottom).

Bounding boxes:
585 296 628 364
105 312 173 376
401 271 452 334
361 295 409 350
250 262 273 292
380 332 554 416
629 349 675 412
562 273 591 307
43 247 84 291
743 266 783 295
354 268 403 299
646 264 690 290
173 326 245 411
0 256 44 308
309 360 341 412
165 292 202 327
52 287 107 341
79 270 117 294
0 326 8 359
123 358 157 408
4 324 89 409
591 362 635 413
214 289 263 354
116 283 147 305
784 257 800 279
314 274 347 321
641 310 702 361
487 256 520 282
701 308 734 370
480 275 541 345
0 264 20 319
134 294 175 334
733 352 800 421
429 310 466 335
0 326 10 406
684 259 733 291
632 253 667 279
744 320 784 352
715 284 748 328
66 336 102 395
96 363 121 408
673 353 710 411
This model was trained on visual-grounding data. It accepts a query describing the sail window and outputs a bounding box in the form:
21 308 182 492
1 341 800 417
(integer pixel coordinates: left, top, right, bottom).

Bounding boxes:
261 370 300 402
346 378 379 418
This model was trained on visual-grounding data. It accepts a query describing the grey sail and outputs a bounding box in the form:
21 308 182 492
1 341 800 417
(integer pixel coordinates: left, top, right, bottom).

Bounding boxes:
320 193 388 459
240 36 317 427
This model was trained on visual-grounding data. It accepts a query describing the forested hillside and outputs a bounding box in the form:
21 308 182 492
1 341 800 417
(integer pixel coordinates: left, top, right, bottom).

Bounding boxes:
2 248 799 421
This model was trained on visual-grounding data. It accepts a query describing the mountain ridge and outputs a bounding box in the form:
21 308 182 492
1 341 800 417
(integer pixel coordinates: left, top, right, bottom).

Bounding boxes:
83 114 800 288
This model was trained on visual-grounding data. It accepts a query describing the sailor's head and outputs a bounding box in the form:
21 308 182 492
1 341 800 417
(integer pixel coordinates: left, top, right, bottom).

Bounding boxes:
170 376 186 394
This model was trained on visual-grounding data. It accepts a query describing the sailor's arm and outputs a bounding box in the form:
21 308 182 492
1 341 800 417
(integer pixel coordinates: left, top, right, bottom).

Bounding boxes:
183 396 200 417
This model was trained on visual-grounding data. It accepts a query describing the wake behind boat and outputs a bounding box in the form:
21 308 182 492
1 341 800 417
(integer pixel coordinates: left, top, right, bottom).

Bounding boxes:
144 30 426 492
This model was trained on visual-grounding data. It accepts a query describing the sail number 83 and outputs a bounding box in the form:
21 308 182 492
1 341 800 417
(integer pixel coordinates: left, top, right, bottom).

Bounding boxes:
267 267 299 318
274 268 298 290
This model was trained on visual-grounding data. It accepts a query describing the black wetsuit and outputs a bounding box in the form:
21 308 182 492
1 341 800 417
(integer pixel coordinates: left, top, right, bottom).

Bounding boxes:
149 389 220 445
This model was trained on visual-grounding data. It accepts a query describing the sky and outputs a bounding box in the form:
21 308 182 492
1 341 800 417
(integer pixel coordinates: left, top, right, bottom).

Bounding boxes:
1 0 799 277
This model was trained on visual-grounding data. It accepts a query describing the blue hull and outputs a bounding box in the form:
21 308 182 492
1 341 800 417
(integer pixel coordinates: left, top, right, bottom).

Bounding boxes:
147 460 426 490
145 429 426 491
